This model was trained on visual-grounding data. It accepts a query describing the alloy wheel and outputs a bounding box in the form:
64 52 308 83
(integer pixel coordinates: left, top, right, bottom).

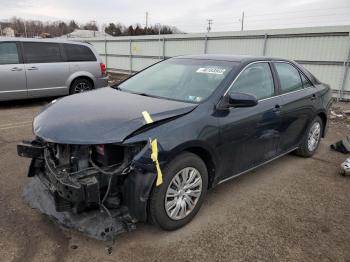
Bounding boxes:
74 82 91 93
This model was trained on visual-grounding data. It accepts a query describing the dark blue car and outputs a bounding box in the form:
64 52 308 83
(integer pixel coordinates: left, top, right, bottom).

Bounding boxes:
18 55 332 239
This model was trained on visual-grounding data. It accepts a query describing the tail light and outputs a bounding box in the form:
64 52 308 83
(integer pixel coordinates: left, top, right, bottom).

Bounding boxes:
100 63 106 77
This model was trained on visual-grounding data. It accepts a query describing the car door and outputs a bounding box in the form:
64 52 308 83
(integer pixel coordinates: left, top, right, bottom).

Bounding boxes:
22 42 69 98
0 41 27 101
217 62 282 180
272 62 317 152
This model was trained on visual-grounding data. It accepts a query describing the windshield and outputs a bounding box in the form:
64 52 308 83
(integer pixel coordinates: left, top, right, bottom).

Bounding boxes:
117 58 238 103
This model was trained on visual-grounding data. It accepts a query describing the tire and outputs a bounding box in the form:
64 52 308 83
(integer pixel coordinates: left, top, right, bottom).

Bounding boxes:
69 78 93 94
149 152 208 230
295 116 323 157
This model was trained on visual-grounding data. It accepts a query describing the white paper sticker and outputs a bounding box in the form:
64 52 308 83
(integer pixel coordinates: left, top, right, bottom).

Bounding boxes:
196 67 226 75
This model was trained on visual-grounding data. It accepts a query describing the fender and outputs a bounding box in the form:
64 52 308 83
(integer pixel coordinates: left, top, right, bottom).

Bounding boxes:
165 140 218 166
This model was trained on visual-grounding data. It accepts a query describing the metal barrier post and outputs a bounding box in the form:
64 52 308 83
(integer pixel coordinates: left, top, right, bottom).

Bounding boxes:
262 33 268 56
129 39 132 74
204 35 208 54
339 32 350 100
104 38 108 68
162 37 165 59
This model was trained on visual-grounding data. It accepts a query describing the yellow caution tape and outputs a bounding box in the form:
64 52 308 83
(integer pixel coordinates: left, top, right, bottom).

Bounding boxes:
142 111 163 186
142 111 154 124
150 138 163 186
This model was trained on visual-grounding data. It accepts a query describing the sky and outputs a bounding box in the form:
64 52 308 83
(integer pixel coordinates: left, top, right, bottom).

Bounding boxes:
1 0 350 32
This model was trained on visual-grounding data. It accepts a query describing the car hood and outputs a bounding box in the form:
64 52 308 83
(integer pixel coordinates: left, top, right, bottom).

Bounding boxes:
33 87 197 144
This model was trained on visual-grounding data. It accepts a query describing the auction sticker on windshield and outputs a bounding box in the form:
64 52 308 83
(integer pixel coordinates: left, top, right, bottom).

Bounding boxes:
196 67 226 74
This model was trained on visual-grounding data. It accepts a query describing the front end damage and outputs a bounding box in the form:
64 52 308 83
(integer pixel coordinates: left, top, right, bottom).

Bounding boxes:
18 138 157 240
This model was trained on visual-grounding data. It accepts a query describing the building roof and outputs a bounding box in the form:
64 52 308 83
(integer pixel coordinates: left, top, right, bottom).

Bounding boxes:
61 29 111 38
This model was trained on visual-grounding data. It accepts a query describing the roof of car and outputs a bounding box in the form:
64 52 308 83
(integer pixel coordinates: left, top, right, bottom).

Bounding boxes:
0 37 92 46
175 54 290 63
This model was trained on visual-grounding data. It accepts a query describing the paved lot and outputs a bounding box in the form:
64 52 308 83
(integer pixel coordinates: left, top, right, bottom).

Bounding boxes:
0 98 349 262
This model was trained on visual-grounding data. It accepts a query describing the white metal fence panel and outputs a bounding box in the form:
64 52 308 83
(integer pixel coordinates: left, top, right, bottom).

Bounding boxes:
132 57 161 71
207 38 264 56
132 40 161 56
165 39 205 56
83 26 350 99
303 64 345 92
107 41 130 55
107 56 130 72
265 35 349 61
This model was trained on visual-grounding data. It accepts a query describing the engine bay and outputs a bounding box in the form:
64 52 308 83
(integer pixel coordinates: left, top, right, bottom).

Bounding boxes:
17 139 153 240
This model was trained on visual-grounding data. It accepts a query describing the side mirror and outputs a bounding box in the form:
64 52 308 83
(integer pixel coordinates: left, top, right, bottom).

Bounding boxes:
228 92 258 107
217 92 258 110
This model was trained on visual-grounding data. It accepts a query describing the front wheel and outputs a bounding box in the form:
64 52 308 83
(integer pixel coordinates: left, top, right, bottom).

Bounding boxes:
149 152 208 230
295 116 323 157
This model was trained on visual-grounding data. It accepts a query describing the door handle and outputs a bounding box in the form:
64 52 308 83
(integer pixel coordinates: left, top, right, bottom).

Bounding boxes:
310 94 316 101
10 67 23 71
272 104 281 113
27 67 38 71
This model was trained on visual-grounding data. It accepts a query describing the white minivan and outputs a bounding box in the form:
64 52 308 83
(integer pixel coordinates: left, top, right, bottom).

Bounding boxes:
0 38 108 101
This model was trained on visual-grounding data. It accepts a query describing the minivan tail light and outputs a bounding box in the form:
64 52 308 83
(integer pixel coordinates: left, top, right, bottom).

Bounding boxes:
100 63 106 76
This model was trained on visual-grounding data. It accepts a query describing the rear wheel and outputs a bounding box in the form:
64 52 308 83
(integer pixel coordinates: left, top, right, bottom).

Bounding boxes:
70 78 93 94
149 152 208 230
295 116 323 157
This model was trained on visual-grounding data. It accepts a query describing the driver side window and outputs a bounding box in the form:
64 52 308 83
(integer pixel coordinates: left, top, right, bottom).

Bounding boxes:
230 62 275 100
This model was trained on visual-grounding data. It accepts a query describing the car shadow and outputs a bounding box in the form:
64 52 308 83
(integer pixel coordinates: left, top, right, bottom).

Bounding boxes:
0 97 56 110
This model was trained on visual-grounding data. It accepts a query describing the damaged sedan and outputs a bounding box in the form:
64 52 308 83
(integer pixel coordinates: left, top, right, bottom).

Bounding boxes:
18 55 332 240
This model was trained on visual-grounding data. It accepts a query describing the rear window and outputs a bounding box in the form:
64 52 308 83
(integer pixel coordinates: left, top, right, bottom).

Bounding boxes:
23 42 62 63
0 42 19 64
63 44 96 62
274 62 303 94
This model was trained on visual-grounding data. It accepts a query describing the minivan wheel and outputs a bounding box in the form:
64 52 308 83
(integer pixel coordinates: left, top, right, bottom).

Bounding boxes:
70 78 93 94
295 116 323 157
149 152 208 230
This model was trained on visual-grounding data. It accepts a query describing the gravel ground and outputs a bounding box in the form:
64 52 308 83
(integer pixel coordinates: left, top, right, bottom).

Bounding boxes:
0 98 349 262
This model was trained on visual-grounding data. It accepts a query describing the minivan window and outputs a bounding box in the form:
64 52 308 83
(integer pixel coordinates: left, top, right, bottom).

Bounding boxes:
0 42 19 64
63 44 96 62
23 42 62 63
274 62 303 94
230 62 275 100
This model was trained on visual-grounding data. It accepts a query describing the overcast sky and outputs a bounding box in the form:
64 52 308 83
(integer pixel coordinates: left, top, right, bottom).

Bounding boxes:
1 0 350 32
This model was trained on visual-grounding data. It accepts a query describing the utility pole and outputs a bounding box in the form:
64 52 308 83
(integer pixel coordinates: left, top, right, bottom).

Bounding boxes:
92 20 96 37
145 12 149 28
207 19 212 33
240 11 244 31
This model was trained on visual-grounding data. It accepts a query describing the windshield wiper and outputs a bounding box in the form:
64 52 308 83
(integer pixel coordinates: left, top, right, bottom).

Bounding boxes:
113 86 122 91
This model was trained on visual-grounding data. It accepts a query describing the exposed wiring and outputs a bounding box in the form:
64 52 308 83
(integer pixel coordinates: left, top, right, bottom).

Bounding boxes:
100 202 113 219
102 173 113 204
44 146 132 221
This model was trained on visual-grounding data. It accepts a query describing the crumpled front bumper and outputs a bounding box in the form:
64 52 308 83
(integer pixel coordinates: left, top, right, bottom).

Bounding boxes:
24 177 135 241
18 139 158 241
